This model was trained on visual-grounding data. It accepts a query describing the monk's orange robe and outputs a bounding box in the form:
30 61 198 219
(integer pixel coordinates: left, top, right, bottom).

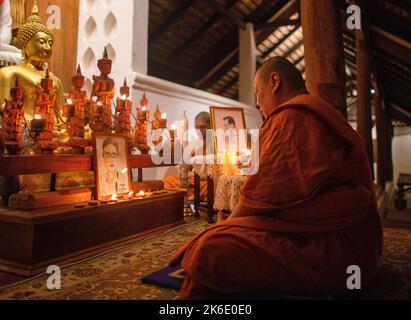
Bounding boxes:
170 94 383 299
163 175 207 202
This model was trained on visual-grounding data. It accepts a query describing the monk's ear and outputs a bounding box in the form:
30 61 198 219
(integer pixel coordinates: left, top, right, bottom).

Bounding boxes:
269 72 281 93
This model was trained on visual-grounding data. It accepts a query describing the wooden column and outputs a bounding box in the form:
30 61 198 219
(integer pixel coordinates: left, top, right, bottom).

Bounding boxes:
239 22 256 107
356 29 374 176
373 79 387 188
300 0 347 117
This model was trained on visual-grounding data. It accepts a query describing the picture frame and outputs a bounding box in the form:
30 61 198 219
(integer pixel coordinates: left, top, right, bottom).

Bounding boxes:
209 106 247 156
92 133 132 200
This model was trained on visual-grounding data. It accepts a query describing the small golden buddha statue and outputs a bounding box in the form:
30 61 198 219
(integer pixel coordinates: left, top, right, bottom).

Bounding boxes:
0 1 64 119
114 78 133 138
90 47 114 134
66 65 88 153
34 69 57 153
2 77 25 154
136 92 150 154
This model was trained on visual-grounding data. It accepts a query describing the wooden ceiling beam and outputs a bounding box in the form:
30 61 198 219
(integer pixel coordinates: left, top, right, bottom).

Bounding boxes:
194 0 291 89
254 18 300 31
219 38 305 97
149 0 196 44
260 24 301 60
216 75 239 96
208 0 246 30
371 26 411 66
255 0 299 44
168 0 238 60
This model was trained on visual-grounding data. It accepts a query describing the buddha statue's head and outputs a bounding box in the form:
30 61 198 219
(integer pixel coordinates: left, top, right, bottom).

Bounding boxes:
97 47 112 77
17 2 54 69
40 69 53 93
72 65 85 89
120 78 130 98
10 78 24 101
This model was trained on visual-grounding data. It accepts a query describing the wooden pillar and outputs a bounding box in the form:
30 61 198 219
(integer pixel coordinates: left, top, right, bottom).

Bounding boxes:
300 0 347 117
386 117 394 181
356 29 374 177
239 22 256 107
373 80 387 188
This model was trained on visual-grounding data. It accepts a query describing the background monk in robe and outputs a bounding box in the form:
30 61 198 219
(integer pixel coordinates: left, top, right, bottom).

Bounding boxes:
164 112 211 201
170 56 383 299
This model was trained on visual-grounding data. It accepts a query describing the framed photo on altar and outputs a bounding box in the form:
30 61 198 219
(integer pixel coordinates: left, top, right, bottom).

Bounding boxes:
92 133 132 200
210 106 247 156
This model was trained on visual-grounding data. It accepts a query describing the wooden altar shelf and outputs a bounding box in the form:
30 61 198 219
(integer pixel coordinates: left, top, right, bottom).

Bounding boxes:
0 153 176 176
0 190 185 276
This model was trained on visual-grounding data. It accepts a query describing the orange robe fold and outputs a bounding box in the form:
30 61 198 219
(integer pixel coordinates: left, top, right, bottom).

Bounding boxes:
170 94 383 299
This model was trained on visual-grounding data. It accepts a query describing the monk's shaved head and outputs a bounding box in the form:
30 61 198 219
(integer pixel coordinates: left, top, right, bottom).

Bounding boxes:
195 112 211 141
254 56 308 118
195 112 211 126
256 56 306 92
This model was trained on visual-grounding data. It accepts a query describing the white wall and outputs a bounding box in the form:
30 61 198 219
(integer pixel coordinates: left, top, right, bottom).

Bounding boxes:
393 134 411 184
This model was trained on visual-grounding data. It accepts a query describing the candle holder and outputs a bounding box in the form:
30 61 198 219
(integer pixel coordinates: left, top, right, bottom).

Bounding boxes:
169 128 176 141
30 116 46 136
62 101 75 117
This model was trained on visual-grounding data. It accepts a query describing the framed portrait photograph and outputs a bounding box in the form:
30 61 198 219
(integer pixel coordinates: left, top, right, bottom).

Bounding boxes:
92 133 132 200
210 106 247 155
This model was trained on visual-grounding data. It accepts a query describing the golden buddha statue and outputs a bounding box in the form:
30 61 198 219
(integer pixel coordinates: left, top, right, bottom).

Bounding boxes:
0 1 64 120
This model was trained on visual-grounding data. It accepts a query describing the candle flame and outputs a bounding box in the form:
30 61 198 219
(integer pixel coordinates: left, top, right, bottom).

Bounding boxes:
142 106 147 112
171 124 176 130
67 98 73 104
34 114 42 120
92 96 98 102
110 194 118 200
128 191 134 197
161 113 167 119
97 101 103 106
121 168 128 174
121 94 127 100
138 190 145 197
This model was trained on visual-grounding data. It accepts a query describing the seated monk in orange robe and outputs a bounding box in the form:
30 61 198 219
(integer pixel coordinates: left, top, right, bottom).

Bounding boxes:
164 112 211 201
169 56 383 299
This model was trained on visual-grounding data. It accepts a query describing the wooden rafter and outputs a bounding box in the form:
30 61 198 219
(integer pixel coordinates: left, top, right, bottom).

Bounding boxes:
254 19 300 31
194 0 296 90
168 0 238 60
260 26 301 60
149 0 196 44
208 0 246 30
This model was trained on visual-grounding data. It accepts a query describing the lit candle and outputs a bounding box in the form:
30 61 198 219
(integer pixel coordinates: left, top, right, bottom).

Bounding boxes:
125 191 134 200
93 101 104 115
136 190 145 198
92 96 98 102
63 98 75 117
109 194 118 203
169 124 176 141
30 114 46 133
121 94 127 101
160 113 167 128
